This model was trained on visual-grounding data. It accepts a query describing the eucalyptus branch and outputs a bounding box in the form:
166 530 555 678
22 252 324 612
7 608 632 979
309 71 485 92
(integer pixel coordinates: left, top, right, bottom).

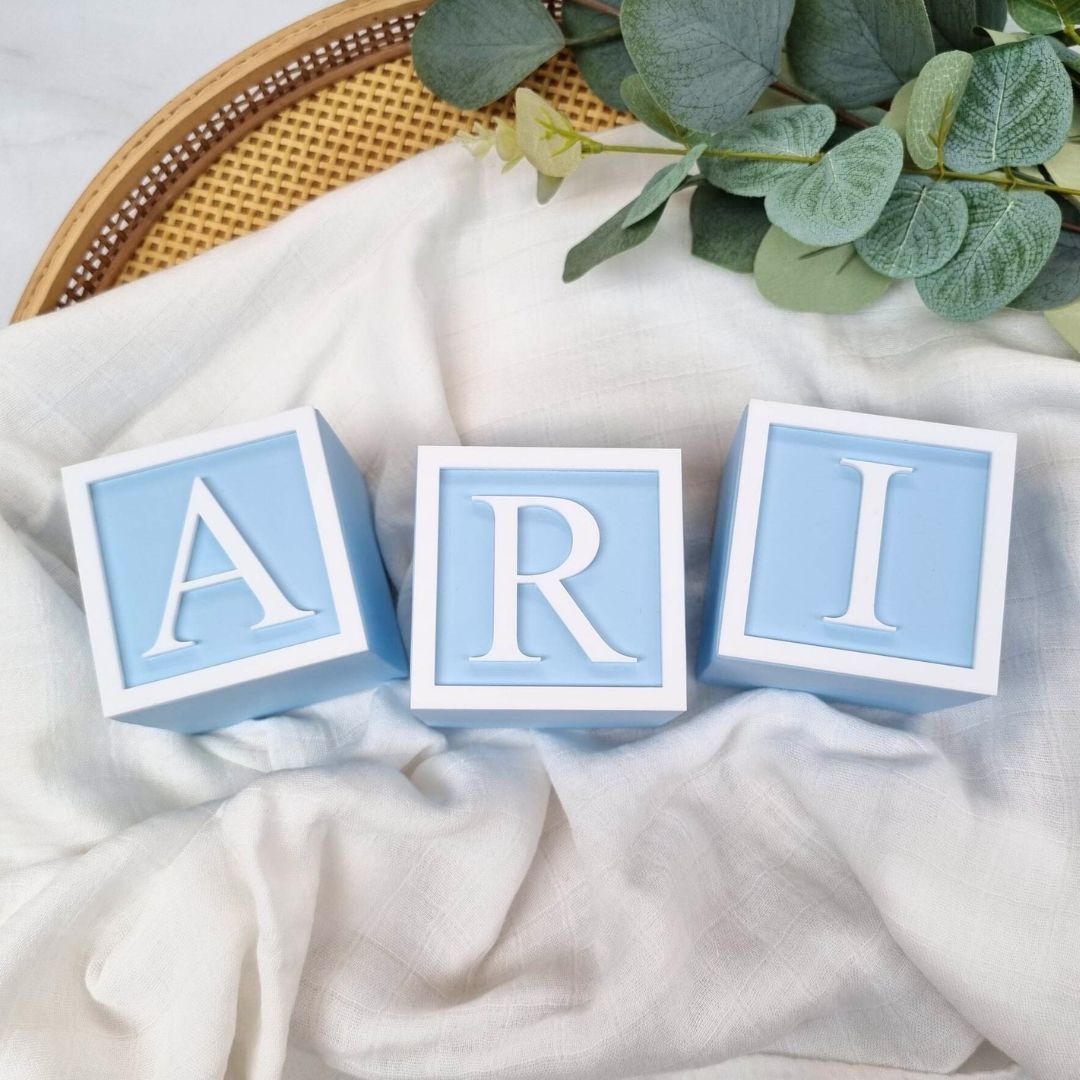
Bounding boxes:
576 134 1080 203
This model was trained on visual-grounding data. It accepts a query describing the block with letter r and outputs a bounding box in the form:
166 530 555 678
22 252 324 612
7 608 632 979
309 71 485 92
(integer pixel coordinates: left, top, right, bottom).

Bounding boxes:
698 400 1016 713
63 407 406 733
410 446 686 727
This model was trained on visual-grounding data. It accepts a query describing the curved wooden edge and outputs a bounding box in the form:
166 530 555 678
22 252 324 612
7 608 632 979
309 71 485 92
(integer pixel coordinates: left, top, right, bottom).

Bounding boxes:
12 0 419 324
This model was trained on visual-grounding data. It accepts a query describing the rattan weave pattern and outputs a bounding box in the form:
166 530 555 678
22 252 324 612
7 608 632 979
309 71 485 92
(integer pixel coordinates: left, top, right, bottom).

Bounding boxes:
118 53 624 284
56 13 421 311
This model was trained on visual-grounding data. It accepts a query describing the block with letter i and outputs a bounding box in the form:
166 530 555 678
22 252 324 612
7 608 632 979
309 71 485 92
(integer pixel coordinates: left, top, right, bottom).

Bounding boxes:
698 400 1016 713
410 446 686 727
63 407 407 733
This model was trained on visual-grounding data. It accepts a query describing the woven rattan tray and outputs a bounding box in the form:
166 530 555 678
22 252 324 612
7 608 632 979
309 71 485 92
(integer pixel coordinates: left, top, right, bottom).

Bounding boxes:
13 0 625 324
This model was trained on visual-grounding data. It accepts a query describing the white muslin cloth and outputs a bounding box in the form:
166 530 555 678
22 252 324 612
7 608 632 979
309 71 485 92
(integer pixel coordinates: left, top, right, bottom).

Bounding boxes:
0 125 1076 1080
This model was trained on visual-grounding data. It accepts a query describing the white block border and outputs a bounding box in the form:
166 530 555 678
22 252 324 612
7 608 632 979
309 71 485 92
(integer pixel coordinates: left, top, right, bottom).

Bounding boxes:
62 407 367 719
716 400 1017 696
410 446 686 715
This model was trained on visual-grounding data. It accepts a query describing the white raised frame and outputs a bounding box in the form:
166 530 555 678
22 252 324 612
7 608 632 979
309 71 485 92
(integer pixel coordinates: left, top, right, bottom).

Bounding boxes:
410 445 686 717
62 406 367 720
715 399 1016 697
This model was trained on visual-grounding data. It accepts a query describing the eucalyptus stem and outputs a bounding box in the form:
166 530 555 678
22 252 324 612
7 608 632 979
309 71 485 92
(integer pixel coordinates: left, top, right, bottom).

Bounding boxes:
1064 22 1080 47
769 81 873 131
563 24 623 47
583 140 820 164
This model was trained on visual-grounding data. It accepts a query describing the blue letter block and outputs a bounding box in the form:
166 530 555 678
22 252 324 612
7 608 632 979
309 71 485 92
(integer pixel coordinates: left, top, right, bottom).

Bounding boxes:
699 401 1016 713
410 446 686 727
63 408 406 733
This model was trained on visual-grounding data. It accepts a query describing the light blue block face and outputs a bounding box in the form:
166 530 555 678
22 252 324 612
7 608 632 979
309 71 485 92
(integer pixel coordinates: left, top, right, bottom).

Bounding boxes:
698 402 1015 714
435 468 662 688
746 426 989 667
91 433 339 687
67 408 408 733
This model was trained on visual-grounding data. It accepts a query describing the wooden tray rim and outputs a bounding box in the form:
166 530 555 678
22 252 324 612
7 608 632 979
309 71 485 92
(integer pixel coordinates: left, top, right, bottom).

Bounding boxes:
12 0 421 324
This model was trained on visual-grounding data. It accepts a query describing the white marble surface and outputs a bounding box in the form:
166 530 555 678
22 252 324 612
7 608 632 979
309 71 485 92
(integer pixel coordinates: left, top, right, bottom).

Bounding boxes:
0 0 326 322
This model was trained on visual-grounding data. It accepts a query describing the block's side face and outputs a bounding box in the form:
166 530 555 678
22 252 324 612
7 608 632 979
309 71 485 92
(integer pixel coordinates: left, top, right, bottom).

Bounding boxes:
316 416 407 677
704 654 977 713
433 466 663 689
698 411 748 682
412 706 679 729
122 649 405 734
744 425 990 668
89 432 340 689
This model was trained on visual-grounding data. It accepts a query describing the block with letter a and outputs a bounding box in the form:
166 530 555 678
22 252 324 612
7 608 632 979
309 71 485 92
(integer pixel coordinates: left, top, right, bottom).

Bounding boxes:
410 446 687 727
63 407 406 733
698 400 1016 712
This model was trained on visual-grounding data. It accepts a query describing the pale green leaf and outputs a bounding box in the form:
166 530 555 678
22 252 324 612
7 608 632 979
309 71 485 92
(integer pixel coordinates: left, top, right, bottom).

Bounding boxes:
698 106 835 196
944 37 1072 172
515 88 583 178
619 74 687 142
753 226 892 313
623 145 705 228
906 51 973 170
563 0 635 112
981 28 1029 43
536 173 564 204
855 176 968 278
880 80 916 140
765 126 904 246
1007 0 1080 34
1044 295 1080 354
916 183 1060 319
564 191 682 282
787 0 935 108
412 0 564 109
690 186 771 272
925 0 988 50
621 0 795 133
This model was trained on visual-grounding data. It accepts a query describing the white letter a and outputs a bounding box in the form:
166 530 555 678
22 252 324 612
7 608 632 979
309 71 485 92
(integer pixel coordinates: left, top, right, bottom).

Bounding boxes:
143 477 314 658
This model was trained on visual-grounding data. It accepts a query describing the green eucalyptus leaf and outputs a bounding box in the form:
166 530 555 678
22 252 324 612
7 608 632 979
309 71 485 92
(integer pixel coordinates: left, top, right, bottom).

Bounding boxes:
916 183 1060 319
753 226 892 313
1007 0 1080 34
536 173 564 204
412 0 564 109
698 105 835 196
925 0 988 50
564 188 684 282
1046 37 1080 76
690 186 771 272
623 145 705 228
563 0 635 112
765 126 904 246
906 51 973 170
944 37 1072 172
619 74 687 142
621 0 795 133
1044 106 1080 206
977 0 1009 27
1010 213 1080 309
787 0 935 108
855 176 968 278
880 80 917 140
